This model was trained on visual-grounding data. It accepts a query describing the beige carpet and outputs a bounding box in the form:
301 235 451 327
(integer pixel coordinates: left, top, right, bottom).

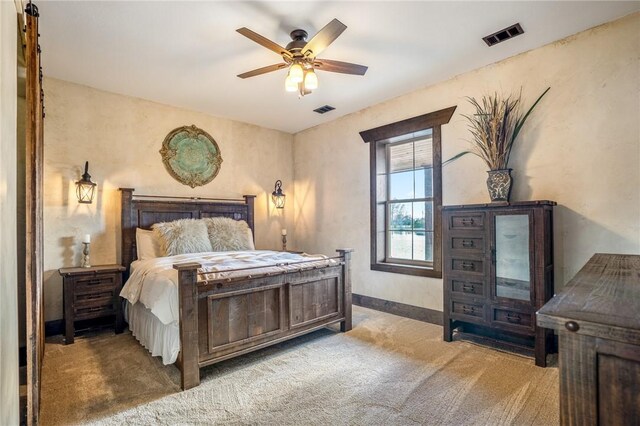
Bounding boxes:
40 307 559 425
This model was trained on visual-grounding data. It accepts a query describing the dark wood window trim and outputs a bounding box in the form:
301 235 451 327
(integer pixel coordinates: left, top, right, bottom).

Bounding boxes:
360 106 456 278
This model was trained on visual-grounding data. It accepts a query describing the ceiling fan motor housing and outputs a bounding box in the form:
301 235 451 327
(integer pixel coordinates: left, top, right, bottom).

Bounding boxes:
286 29 309 53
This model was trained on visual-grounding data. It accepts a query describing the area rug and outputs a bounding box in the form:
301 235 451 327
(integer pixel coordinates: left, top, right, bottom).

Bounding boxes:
40 306 559 425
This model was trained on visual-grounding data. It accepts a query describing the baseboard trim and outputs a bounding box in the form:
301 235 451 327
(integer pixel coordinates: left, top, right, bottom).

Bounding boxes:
45 316 119 338
353 294 443 326
45 319 64 337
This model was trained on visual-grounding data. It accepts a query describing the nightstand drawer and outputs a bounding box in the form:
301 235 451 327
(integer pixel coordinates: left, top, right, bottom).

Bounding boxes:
74 289 115 305
74 274 117 292
75 304 115 320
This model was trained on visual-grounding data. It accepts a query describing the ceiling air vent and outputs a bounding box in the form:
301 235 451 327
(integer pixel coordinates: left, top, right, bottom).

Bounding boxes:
313 105 335 114
483 23 524 47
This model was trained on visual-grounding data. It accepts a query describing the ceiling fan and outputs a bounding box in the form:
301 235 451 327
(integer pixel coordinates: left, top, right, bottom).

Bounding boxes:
236 18 368 96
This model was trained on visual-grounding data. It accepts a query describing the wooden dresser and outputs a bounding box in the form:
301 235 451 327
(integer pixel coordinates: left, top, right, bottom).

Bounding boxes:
442 201 555 366
537 254 640 425
59 264 125 344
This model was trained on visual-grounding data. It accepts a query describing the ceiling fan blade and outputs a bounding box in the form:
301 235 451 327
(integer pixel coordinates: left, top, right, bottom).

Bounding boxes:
313 59 368 75
237 63 288 79
236 27 292 58
302 19 347 58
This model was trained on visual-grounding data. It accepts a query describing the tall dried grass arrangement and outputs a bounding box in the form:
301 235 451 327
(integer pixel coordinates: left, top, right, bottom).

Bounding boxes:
457 87 550 170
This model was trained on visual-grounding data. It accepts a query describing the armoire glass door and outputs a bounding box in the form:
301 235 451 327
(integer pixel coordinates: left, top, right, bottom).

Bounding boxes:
493 213 531 301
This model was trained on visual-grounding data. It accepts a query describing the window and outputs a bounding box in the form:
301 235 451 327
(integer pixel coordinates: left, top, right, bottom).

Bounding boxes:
385 130 435 264
360 107 456 278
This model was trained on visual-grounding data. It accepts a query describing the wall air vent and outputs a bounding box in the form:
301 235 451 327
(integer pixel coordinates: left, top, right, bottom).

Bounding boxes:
313 105 335 114
483 23 524 46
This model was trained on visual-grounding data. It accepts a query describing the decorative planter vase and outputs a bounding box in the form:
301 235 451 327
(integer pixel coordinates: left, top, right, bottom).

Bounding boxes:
486 169 512 202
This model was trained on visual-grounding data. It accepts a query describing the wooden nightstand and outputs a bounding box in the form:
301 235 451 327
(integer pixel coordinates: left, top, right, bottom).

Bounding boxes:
58 264 126 344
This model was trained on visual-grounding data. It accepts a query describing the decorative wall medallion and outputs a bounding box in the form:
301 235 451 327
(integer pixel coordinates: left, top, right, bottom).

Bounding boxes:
159 125 223 188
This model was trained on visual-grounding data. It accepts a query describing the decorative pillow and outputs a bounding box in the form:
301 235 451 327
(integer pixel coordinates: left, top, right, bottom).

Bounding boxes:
202 217 254 252
136 228 162 260
152 219 213 256
245 228 256 251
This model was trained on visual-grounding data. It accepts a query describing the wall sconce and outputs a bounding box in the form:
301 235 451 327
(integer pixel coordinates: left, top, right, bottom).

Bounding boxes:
271 180 285 209
76 161 96 204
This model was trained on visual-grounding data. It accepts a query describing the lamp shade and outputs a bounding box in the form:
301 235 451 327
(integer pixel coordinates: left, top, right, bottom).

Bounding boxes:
76 161 96 204
285 74 298 92
289 63 304 83
304 69 318 91
271 179 285 209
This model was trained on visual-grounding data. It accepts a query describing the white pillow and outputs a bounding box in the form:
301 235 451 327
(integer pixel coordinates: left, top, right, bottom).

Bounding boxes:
136 228 162 260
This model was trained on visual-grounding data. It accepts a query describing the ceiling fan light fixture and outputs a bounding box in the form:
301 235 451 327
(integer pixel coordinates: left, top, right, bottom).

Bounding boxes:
304 69 318 91
237 19 368 96
285 74 298 92
289 63 304 83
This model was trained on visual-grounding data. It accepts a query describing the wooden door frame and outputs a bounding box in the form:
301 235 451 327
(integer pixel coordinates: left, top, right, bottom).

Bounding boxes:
24 2 44 424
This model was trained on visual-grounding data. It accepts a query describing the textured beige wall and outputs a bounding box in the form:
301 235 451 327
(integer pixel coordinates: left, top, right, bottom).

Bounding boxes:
0 2 19 424
293 13 640 312
44 78 294 321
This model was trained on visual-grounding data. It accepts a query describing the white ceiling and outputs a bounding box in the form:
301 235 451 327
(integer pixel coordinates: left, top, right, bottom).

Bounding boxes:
38 1 638 134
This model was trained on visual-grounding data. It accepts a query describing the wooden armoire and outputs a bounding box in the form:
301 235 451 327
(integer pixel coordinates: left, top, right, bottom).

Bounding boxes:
442 201 555 367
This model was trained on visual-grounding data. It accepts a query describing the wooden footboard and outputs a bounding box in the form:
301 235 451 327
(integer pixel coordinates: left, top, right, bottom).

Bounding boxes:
174 249 353 390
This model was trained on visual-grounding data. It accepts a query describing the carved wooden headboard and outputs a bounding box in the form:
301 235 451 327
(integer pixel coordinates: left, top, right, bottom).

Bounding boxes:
119 188 255 275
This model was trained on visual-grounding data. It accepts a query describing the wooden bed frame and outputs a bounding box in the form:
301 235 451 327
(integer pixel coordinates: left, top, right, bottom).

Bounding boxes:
119 188 353 390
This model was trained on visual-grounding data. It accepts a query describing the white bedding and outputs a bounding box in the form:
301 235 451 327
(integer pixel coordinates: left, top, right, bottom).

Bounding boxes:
125 301 180 364
120 250 334 326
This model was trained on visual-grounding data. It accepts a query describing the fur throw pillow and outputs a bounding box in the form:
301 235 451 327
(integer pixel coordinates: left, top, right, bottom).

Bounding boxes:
203 217 254 251
152 218 212 256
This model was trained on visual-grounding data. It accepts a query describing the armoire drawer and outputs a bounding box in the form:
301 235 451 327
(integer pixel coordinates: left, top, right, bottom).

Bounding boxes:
451 299 485 323
491 307 534 333
448 212 484 231
449 278 484 297
450 257 484 275
449 235 485 252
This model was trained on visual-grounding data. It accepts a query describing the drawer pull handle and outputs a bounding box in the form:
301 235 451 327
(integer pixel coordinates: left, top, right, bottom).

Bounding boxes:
462 306 476 314
462 285 474 293
506 314 522 323
87 307 102 312
461 218 475 225
462 240 474 248
461 262 475 270
86 279 103 285
565 321 580 332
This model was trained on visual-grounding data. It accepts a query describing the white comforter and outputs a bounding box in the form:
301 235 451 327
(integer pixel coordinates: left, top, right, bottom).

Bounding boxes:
120 250 333 325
